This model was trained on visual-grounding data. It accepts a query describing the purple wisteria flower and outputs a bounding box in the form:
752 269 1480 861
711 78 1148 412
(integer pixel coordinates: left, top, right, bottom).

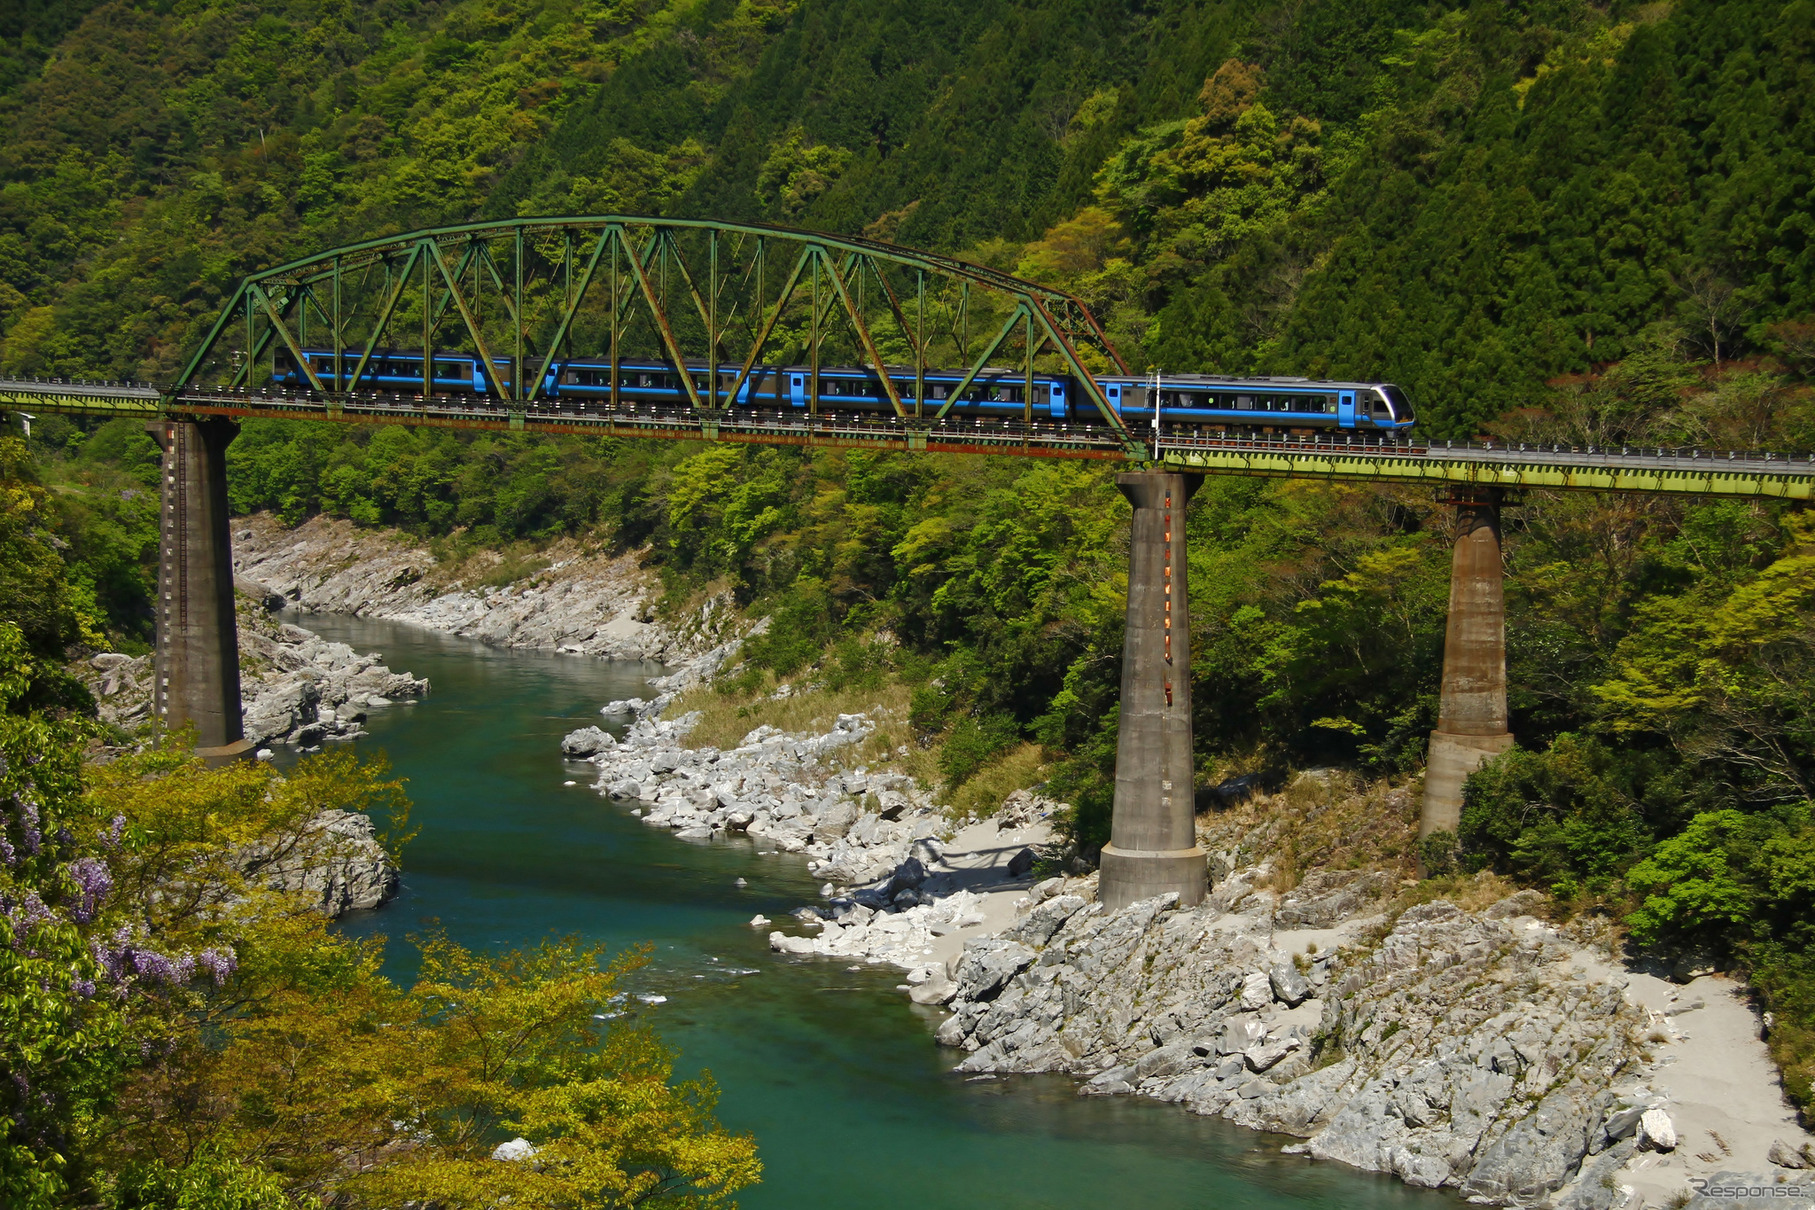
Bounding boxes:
66 856 112 924
9 890 52 946
93 926 235 991
197 946 238 985
17 793 41 856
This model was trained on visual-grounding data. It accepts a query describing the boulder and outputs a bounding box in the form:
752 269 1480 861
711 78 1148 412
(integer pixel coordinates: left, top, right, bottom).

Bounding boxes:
1006 846 1037 878
1638 1107 1677 1152
885 856 929 895
1135 1041 1204 1081
812 799 860 840
1001 894 1086 948
1243 1035 1301 1073
952 939 1036 1002
1219 1017 1268 1056
561 726 615 758
1239 969 1273 1011
1269 962 1312 1007
768 932 818 955
1769 1138 1810 1169
909 975 957 1006
1601 1103 1646 1144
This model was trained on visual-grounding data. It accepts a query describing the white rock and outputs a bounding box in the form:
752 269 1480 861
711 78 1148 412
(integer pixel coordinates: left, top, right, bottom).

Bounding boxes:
492 1137 537 1162
1239 969 1273 1011
1638 1107 1677 1152
769 931 818 955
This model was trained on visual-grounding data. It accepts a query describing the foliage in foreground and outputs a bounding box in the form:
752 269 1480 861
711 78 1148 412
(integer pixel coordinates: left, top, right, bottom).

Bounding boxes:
0 622 756 1208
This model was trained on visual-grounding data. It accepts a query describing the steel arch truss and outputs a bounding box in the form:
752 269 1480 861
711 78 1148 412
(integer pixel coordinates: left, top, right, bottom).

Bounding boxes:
175 216 1140 452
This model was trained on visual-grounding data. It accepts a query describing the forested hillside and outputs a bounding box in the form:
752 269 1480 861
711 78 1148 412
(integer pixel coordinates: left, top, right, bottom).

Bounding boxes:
3 0 1815 1188
3 0 1812 427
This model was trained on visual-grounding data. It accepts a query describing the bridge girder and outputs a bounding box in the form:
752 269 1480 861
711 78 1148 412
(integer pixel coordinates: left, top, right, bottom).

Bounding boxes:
172 215 1144 454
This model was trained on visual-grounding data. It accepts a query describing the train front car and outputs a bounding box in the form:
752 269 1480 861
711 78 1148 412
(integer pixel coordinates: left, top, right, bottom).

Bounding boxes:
1091 374 1414 436
1370 383 1415 433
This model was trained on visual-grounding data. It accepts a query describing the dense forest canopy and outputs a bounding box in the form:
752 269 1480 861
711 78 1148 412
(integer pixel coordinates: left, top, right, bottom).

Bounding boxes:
0 0 1811 434
3 0 1815 1199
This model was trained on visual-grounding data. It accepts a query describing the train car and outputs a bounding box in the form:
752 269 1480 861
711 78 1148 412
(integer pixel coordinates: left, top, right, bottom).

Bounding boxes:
274 348 1414 433
1100 373 1415 434
274 349 533 396
557 359 1069 418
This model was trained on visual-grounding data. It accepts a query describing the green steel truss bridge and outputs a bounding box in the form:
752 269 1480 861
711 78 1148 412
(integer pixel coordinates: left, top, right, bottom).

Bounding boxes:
0 215 1810 500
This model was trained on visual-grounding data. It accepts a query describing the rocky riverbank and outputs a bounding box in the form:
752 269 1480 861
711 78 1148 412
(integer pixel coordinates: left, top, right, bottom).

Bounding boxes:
232 512 735 664
926 816 1815 1210
567 678 1814 1209
81 603 414 918
563 675 1058 970
83 598 429 751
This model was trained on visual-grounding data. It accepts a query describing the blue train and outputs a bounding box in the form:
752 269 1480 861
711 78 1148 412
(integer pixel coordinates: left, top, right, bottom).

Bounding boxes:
272 348 1415 433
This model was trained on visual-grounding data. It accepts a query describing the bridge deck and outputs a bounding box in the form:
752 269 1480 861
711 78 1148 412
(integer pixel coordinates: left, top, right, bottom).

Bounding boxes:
2 377 1811 498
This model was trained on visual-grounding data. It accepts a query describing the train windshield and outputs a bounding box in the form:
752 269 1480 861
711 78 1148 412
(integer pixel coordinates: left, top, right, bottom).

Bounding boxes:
1381 384 1413 421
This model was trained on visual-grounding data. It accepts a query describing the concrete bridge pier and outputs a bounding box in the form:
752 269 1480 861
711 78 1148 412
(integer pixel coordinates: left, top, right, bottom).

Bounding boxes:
148 418 252 766
1421 489 1514 841
1100 470 1209 913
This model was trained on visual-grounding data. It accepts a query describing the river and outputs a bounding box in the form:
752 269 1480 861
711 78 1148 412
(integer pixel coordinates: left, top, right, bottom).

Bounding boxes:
299 612 1452 1209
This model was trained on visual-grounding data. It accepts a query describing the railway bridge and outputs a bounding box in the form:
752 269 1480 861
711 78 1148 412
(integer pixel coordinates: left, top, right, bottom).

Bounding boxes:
4 216 1812 910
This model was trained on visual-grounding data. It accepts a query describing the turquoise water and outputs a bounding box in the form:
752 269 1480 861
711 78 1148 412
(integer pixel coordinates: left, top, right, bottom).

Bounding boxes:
302 613 1453 1209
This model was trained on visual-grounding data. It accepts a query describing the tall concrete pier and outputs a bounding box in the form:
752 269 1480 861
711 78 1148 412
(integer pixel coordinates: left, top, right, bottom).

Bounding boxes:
1100 470 1209 912
1421 490 1513 838
149 418 252 766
